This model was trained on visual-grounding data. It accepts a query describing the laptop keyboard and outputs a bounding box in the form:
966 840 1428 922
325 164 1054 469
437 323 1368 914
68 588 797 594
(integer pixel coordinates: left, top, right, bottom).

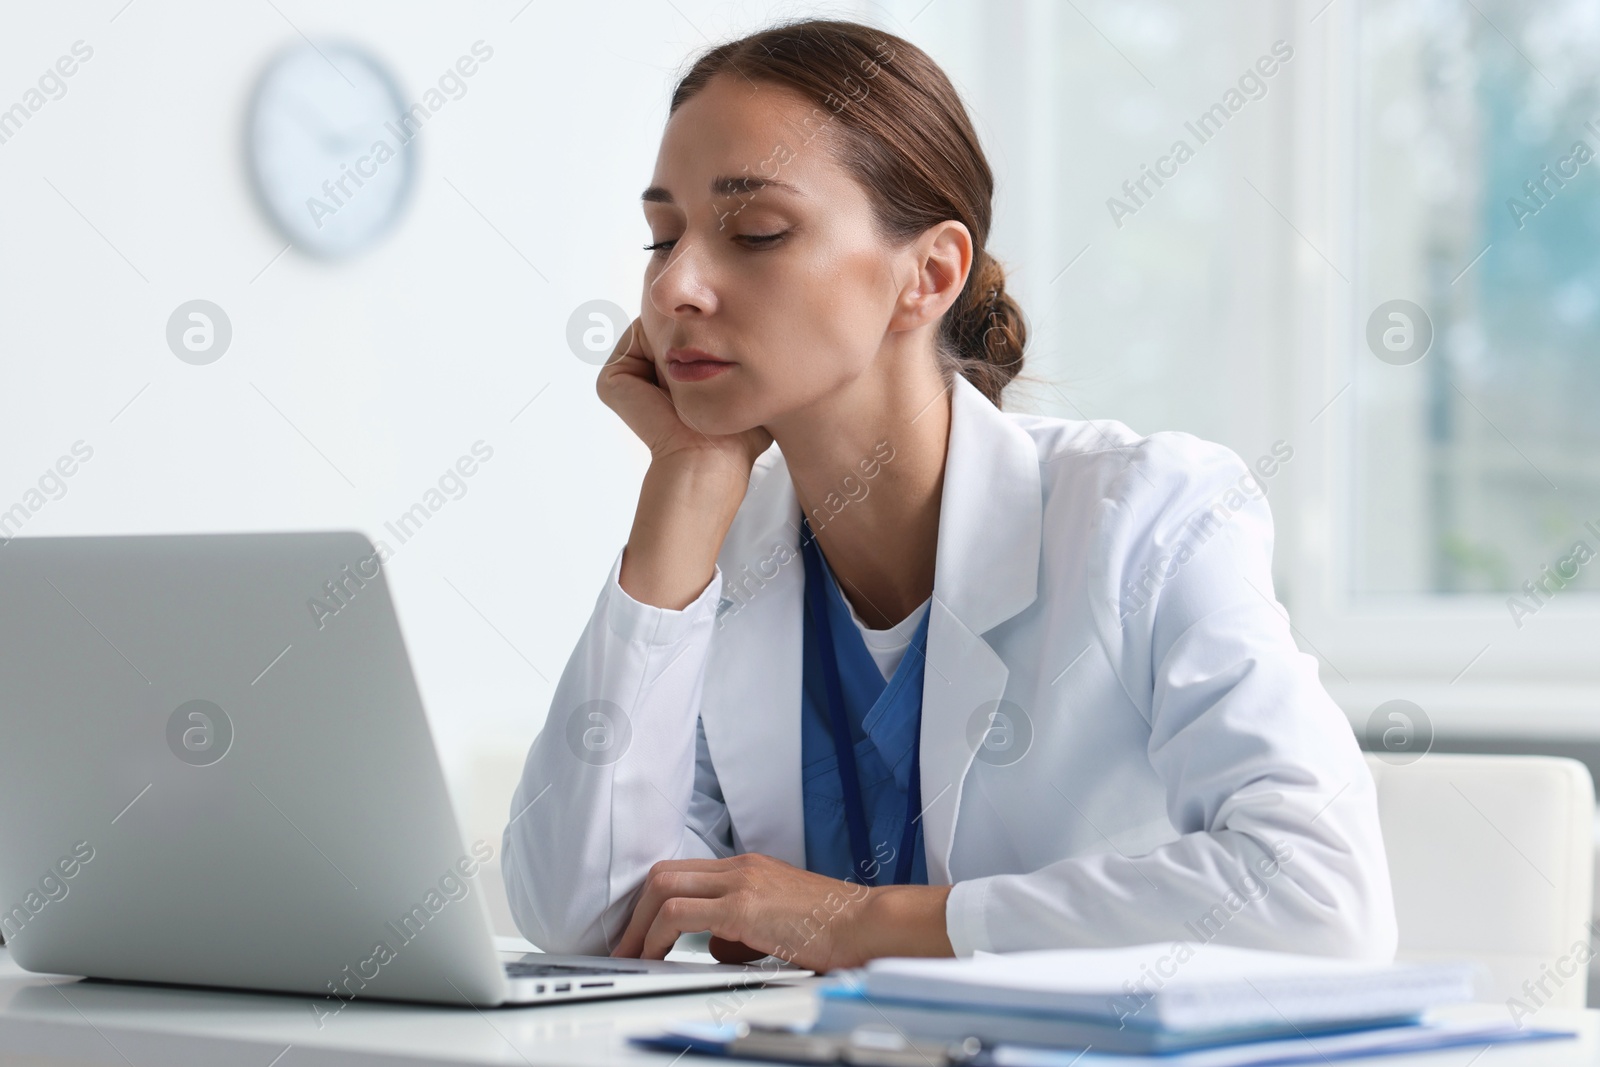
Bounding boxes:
503 961 650 978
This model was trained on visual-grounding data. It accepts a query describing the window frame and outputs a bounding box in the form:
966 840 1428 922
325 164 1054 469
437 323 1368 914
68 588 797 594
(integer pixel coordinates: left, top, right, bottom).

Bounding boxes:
1280 0 1600 737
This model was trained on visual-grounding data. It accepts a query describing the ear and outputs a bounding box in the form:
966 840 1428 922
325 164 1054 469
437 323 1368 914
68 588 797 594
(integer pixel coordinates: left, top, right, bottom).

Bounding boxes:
888 220 973 334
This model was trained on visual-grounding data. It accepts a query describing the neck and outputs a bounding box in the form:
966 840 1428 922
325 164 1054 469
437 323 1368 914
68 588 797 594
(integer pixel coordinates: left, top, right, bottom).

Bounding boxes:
766 354 952 631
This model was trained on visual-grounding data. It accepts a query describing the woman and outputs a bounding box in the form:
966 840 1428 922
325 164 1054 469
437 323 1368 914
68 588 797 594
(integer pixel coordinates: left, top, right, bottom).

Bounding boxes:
502 18 1396 973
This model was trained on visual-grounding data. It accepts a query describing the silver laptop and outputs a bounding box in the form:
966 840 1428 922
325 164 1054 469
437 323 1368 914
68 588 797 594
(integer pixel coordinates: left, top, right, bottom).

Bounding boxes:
0 531 809 1007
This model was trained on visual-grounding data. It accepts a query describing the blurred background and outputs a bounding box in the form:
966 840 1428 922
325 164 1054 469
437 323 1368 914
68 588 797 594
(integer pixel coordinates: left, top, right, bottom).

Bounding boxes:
3 0 1598 952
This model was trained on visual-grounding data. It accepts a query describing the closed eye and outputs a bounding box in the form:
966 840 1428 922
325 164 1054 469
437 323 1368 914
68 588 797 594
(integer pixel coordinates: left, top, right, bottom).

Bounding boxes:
642 232 788 255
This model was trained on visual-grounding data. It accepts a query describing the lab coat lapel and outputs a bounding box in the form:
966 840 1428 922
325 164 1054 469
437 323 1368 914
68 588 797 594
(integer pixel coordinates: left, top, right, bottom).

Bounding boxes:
700 453 808 868
918 376 1042 883
700 375 1042 884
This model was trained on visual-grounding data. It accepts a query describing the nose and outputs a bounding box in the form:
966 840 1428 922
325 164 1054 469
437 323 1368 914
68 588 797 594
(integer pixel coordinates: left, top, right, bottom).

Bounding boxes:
646 235 717 320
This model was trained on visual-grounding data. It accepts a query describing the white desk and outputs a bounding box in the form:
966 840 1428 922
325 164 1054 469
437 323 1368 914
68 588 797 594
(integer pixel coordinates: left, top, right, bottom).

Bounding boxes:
0 946 1595 1067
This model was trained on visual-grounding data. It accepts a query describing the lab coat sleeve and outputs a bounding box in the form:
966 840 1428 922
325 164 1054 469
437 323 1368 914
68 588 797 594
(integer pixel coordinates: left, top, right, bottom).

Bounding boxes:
944 433 1398 961
501 546 733 954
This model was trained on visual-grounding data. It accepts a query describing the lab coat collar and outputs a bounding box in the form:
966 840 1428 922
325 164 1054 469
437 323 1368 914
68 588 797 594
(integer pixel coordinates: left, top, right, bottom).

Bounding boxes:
918 374 1042 880
701 373 1042 884
933 373 1044 636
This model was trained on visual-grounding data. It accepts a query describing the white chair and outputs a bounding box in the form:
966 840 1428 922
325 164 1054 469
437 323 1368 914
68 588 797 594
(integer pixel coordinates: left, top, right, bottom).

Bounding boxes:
1365 752 1595 1008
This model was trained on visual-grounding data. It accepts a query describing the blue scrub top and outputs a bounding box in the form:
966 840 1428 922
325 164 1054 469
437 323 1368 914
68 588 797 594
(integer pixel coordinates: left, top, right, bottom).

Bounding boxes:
800 541 930 886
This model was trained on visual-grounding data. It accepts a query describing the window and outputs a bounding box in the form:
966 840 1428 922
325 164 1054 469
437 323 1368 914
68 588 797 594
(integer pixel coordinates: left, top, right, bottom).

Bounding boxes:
893 0 1600 725
1353 0 1600 599
1292 0 1600 723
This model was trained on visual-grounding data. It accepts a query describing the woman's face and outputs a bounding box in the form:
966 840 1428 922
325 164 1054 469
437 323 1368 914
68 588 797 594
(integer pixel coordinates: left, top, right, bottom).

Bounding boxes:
640 74 918 437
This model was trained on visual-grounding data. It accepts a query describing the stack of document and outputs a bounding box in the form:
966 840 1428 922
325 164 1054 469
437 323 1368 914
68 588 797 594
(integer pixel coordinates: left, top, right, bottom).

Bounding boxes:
634 942 1577 1065
807 942 1568 1063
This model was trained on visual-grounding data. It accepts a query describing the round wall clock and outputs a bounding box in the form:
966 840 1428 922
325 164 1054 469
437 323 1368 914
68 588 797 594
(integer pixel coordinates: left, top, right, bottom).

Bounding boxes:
247 41 414 259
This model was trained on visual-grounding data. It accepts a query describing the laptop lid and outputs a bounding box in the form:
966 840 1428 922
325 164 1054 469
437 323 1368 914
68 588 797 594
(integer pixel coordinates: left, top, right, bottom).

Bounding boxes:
0 531 512 1006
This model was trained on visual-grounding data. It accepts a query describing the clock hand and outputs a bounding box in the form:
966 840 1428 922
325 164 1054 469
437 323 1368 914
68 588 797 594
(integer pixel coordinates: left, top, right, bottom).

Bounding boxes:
284 98 348 154
330 123 379 153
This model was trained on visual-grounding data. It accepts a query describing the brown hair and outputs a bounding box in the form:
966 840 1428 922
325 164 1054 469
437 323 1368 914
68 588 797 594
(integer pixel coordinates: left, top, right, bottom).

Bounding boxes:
669 19 1027 408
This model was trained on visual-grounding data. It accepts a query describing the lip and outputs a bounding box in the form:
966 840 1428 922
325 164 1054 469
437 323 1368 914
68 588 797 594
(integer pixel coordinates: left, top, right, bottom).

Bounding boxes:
665 347 734 383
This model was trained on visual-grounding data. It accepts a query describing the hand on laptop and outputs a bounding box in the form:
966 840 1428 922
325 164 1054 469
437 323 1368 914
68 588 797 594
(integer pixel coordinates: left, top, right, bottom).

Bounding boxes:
608 852 955 972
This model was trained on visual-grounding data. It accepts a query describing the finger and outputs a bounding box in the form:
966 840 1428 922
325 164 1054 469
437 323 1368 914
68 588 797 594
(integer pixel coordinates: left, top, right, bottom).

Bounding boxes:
598 322 647 388
645 858 746 875
597 319 676 430
709 936 769 965
640 896 728 961
611 869 729 958
603 316 654 374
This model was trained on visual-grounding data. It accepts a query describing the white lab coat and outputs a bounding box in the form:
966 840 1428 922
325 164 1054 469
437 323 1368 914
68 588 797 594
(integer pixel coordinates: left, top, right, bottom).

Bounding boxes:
502 374 1398 960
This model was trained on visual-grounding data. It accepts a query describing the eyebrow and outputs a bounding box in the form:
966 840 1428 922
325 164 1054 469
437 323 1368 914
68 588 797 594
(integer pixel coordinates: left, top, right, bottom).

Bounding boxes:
641 175 803 203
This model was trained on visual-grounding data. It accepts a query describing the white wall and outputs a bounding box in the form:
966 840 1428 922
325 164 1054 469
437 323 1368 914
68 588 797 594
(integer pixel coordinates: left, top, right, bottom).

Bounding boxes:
1 1 1338 901
0 0 891 871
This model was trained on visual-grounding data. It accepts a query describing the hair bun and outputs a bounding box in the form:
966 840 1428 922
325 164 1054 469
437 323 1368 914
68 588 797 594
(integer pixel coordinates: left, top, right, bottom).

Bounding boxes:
944 250 1026 404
